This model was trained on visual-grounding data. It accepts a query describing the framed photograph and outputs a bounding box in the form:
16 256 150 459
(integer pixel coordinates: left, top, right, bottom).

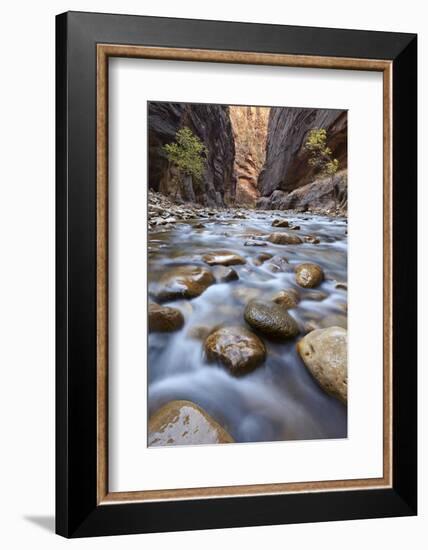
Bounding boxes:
56 11 417 537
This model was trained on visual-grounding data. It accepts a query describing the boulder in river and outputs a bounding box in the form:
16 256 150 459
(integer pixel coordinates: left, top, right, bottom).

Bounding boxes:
295 263 324 288
268 232 303 245
303 290 328 301
305 235 321 244
148 303 184 332
272 219 290 228
148 400 234 446
320 314 348 330
244 300 300 340
253 252 273 266
202 250 246 266
153 265 215 301
204 326 266 376
212 265 239 283
272 288 300 309
266 254 290 273
297 326 347 403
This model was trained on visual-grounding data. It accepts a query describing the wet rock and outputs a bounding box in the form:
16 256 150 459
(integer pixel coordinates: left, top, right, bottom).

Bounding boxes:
290 225 300 230
244 240 267 247
187 325 217 340
266 255 290 273
305 235 321 244
202 250 246 266
153 265 215 301
244 300 300 340
295 263 324 288
272 288 300 309
297 327 347 403
253 252 272 266
320 314 348 329
194 222 205 229
148 400 234 446
335 282 348 290
303 320 320 334
272 219 290 228
303 290 328 301
148 303 184 332
204 326 266 376
232 287 262 304
212 265 239 283
268 232 303 245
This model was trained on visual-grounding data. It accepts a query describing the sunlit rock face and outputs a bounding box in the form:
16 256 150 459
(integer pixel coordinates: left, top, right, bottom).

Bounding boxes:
257 107 347 212
148 102 236 207
229 106 270 207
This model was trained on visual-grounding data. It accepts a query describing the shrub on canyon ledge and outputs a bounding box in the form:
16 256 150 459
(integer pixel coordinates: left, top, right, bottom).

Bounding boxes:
304 128 339 177
163 127 207 183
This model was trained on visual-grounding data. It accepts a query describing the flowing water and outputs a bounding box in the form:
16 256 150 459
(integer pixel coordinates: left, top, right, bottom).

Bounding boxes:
148 211 347 444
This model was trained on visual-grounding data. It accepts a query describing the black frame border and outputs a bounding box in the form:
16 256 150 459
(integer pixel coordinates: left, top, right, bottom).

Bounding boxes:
56 11 417 538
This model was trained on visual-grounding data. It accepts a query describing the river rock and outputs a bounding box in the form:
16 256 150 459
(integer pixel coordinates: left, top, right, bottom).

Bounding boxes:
272 288 300 309
244 240 267 247
335 282 348 290
202 250 246 266
204 326 266 375
148 400 234 446
212 265 239 283
297 326 347 403
304 290 328 301
295 263 324 288
268 232 303 245
305 235 321 244
154 265 215 301
272 219 289 228
320 314 348 329
266 255 290 273
148 303 184 332
253 252 272 266
244 300 300 340
187 325 218 340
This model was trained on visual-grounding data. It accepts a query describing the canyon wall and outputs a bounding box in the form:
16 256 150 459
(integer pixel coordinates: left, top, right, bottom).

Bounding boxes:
229 106 270 206
257 107 347 212
148 102 236 207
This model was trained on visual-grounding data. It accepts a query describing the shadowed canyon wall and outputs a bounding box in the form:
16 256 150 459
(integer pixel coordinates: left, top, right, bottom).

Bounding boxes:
229 106 270 206
148 102 236 207
257 107 347 212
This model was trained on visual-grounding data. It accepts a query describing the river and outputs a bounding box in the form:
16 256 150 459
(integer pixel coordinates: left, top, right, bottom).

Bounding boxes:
148 210 347 444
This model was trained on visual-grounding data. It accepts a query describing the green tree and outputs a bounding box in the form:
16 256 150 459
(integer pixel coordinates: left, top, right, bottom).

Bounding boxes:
304 128 340 210
163 127 207 185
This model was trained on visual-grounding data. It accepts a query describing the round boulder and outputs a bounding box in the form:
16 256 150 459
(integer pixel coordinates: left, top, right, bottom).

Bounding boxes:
297 326 347 403
202 250 246 266
295 263 324 288
204 326 266 376
148 400 234 446
153 265 215 301
148 303 184 332
244 300 300 340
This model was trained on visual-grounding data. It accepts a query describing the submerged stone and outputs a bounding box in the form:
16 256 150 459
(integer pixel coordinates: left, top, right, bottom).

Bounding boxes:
204 326 266 376
244 300 300 340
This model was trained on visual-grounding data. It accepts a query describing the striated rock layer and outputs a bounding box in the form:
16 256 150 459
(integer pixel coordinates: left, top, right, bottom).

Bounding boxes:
229 106 270 206
148 102 236 207
257 107 347 213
